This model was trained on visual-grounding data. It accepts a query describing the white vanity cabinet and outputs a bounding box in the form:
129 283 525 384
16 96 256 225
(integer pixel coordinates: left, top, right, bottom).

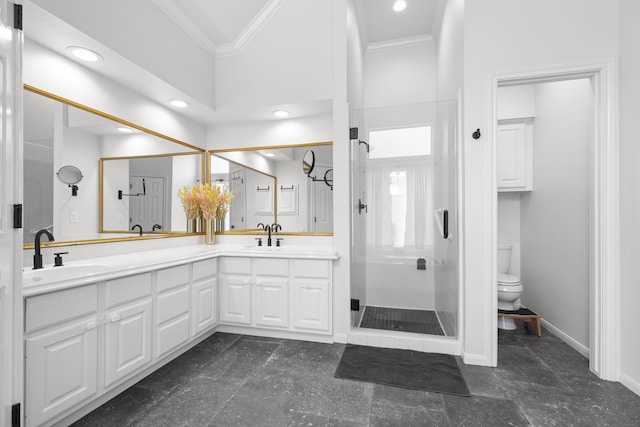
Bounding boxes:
191 259 218 337
25 285 99 427
219 257 252 325
292 259 331 332
218 257 332 335
155 265 191 359
104 273 153 388
253 258 289 328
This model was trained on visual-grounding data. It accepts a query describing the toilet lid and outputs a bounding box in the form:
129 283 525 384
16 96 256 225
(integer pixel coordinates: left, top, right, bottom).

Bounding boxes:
498 273 521 285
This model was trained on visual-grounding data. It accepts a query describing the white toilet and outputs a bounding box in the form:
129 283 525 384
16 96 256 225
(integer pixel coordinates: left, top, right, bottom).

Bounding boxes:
497 243 524 330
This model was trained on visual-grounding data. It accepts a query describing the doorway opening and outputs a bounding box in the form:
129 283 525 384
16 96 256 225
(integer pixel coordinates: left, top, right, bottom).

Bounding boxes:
491 60 619 380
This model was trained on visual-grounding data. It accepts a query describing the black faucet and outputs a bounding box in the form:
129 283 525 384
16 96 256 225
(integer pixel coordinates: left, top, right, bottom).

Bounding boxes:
131 224 143 236
152 224 162 232
33 229 54 270
257 223 272 246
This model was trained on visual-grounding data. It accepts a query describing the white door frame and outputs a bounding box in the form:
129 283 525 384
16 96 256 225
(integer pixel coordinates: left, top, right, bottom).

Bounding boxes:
490 59 619 380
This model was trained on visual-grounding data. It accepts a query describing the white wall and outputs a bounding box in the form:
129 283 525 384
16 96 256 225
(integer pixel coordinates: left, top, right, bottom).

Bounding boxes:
521 79 592 349
25 40 205 149
435 0 464 101
215 0 332 110
618 0 640 395
206 115 332 151
463 0 620 366
171 155 202 232
364 41 437 108
497 193 521 277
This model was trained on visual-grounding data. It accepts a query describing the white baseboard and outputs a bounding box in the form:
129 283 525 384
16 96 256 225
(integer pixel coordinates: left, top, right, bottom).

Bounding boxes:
620 373 640 397
333 332 348 344
540 318 589 358
461 351 493 367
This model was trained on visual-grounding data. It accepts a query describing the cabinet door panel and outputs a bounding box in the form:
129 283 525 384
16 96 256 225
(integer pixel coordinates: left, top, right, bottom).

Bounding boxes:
253 279 288 328
104 299 152 387
497 123 528 189
26 319 98 427
156 314 190 359
292 280 329 332
219 276 251 325
192 278 217 336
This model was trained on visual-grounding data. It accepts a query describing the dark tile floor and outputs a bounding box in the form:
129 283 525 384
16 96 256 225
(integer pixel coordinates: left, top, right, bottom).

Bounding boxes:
74 321 640 426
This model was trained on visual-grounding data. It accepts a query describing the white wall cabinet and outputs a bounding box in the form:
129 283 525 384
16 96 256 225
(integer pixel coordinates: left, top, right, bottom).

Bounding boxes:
497 121 533 192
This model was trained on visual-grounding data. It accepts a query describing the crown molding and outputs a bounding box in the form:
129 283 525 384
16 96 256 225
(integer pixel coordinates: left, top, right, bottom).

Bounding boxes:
366 34 434 54
216 0 287 58
152 0 217 56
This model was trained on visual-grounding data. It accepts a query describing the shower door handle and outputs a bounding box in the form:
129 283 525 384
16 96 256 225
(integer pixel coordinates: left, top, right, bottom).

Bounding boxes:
358 198 367 215
443 209 449 239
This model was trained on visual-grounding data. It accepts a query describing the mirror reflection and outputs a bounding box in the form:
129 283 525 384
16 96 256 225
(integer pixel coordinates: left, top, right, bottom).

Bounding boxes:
23 86 204 246
210 143 333 234
101 153 203 233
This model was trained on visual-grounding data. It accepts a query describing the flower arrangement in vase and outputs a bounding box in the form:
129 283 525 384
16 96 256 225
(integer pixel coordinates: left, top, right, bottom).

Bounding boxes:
177 183 233 244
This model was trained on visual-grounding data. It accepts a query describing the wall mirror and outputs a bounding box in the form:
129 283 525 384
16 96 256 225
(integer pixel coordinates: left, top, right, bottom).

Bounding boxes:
23 85 205 248
209 142 333 234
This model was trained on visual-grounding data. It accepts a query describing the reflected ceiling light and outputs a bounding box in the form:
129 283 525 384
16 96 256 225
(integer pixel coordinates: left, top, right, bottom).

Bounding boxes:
67 46 103 62
264 153 275 157
272 110 290 118
393 0 407 11
169 99 189 108
116 127 133 133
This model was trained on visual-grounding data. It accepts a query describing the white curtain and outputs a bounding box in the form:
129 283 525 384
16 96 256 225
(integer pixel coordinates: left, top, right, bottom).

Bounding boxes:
366 157 433 250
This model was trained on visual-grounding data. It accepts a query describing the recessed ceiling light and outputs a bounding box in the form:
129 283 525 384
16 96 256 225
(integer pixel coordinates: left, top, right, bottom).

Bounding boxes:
272 110 289 118
264 153 275 157
169 99 189 108
116 127 133 133
393 0 407 12
67 46 103 62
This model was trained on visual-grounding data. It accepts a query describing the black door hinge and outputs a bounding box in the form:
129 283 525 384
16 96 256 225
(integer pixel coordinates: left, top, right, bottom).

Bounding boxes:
351 299 360 311
11 403 20 427
350 127 358 140
13 204 22 229
13 3 22 30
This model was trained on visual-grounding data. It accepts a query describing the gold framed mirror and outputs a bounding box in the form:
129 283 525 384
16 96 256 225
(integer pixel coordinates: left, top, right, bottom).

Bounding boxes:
209 142 333 235
23 85 205 249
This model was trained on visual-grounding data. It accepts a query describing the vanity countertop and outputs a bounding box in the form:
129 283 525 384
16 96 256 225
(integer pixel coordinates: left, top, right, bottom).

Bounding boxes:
23 244 339 297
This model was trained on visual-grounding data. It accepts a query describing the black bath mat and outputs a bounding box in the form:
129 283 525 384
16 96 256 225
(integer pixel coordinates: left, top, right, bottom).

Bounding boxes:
334 344 470 396
360 306 445 335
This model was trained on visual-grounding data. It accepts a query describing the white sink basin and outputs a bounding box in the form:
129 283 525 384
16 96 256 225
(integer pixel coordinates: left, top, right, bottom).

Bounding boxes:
23 263 114 286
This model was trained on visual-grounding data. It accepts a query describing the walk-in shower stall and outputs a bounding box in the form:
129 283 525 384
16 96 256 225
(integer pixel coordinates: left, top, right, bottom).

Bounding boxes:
350 100 459 341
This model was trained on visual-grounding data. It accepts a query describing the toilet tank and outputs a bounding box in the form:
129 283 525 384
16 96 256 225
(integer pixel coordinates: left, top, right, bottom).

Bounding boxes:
497 243 512 274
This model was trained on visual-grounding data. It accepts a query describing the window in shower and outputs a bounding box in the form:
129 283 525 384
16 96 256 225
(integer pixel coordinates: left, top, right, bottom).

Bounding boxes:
367 125 433 249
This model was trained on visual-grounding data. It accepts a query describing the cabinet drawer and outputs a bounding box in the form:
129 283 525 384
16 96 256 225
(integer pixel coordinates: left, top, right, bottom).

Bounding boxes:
254 258 288 276
293 260 330 279
220 257 251 274
157 264 190 292
157 286 190 325
26 285 98 334
193 258 217 281
105 273 152 309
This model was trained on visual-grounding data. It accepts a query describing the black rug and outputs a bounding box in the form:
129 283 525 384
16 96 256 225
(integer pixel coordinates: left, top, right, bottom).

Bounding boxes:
360 306 445 335
334 344 470 396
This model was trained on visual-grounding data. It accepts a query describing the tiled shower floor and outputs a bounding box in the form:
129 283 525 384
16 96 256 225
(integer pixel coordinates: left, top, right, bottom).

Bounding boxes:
359 306 445 335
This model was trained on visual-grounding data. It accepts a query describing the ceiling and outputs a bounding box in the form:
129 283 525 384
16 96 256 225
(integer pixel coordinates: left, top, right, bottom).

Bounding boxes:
24 0 437 126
